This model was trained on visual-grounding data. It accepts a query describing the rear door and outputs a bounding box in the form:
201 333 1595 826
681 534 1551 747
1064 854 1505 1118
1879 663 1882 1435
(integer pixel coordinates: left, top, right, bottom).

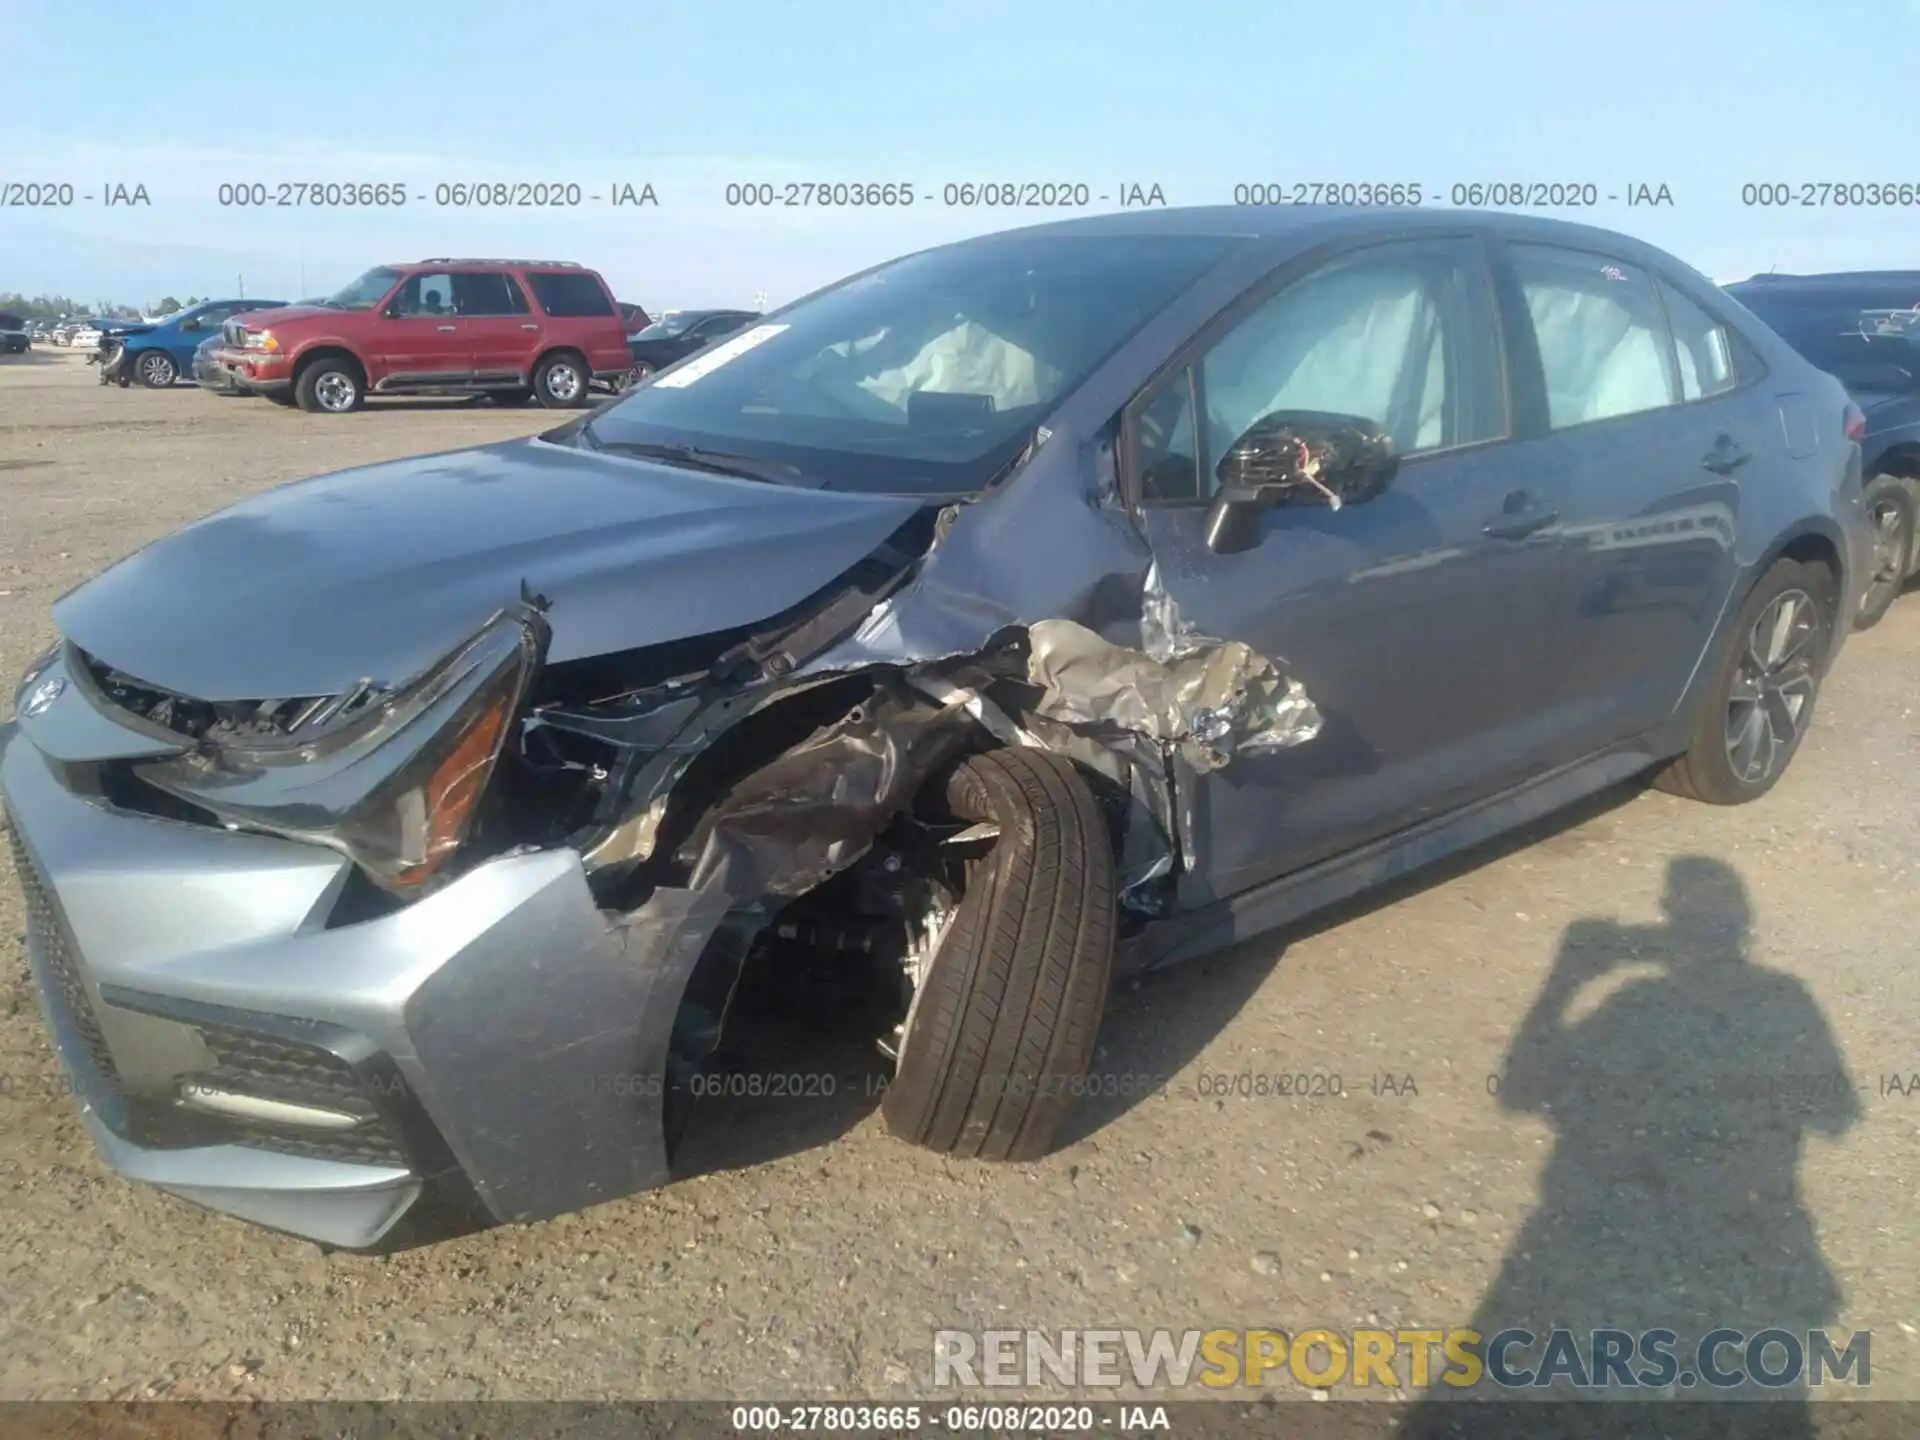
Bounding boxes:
1130 234 1571 902
1493 243 1754 759
455 271 540 384
524 270 624 370
380 270 467 384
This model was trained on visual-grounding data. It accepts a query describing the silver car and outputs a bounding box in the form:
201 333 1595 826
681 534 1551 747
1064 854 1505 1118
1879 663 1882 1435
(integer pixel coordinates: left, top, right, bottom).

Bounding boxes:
0 207 1876 1250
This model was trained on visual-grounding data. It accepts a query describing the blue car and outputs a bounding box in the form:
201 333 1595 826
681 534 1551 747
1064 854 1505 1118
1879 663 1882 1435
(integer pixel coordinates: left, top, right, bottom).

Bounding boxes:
104 297 289 388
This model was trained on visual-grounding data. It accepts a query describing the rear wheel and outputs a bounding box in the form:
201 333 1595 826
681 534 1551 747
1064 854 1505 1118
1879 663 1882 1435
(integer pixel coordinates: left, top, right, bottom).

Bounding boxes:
883 748 1115 1162
1856 476 1916 630
533 351 590 408
135 350 177 387
1654 558 1835 804
295 357 364 414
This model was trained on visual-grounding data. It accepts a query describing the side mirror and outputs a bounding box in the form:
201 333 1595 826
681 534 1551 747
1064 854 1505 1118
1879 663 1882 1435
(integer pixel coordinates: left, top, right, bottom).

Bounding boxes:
1203 410 1400 555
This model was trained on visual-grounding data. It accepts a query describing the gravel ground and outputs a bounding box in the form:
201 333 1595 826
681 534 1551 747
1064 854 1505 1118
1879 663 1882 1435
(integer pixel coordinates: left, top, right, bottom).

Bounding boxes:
0 351 1916 1407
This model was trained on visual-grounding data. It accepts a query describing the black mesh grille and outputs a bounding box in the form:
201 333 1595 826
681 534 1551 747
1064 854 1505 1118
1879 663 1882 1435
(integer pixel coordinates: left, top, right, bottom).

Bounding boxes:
7 828 120 1085
7 830 408 1169
182 1018 410 1168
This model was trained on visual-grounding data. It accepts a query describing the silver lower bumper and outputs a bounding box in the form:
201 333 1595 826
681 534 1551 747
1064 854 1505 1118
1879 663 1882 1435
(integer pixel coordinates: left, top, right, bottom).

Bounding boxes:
1 734 729 1247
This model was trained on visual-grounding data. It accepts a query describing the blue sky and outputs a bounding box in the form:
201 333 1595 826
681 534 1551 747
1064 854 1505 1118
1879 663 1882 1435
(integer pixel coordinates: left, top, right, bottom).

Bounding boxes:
2 0 1916 310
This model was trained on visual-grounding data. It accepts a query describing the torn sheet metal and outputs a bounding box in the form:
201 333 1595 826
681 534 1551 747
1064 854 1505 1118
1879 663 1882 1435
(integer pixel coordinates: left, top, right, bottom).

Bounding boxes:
1024 563 1322 774
681 679 975 901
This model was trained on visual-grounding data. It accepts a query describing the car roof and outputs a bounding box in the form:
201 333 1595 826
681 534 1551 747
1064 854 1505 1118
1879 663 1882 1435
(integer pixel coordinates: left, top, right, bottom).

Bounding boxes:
945 204 1706 273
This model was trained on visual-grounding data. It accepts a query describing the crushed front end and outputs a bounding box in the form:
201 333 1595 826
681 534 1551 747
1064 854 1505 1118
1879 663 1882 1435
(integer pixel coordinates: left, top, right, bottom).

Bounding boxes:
0 441 1325 1248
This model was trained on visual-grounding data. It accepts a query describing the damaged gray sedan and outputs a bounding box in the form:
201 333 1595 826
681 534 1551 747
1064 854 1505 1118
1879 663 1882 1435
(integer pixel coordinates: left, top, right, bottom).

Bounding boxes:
0 208 1874 1248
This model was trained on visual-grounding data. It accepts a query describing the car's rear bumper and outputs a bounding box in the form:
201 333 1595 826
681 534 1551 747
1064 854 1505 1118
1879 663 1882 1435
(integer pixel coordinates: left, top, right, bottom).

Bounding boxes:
1 689 727 1247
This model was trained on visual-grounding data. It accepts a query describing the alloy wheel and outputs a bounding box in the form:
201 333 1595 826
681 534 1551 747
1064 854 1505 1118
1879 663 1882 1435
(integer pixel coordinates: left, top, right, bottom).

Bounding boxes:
314 371 358 412
1723 588 1819 785
139 352 175 386
545 362 582 402
1863 496 1913 616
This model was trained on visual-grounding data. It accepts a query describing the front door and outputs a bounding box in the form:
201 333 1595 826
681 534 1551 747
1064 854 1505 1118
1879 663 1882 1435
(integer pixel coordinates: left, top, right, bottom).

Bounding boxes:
380 270 467 385
1127 235 1568 905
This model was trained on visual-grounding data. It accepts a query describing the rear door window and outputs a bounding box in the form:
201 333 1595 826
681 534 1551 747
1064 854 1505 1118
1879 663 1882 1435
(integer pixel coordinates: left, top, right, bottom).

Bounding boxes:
454 272 530 316
1507 245 1677 428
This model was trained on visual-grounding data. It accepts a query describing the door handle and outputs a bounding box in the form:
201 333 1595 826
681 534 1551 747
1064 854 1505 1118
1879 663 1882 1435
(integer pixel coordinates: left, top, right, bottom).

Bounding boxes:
1701 436 1751 474
1484 509 1559 541
521 323 540 330
436 324 458 332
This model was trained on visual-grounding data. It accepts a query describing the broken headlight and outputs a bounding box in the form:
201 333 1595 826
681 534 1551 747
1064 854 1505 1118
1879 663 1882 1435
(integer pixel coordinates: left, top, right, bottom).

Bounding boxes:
135 606 548 893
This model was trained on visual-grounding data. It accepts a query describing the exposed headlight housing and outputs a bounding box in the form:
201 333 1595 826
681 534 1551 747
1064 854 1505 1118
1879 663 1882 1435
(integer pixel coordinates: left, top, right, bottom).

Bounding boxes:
136 605 549 893
252 329 281 353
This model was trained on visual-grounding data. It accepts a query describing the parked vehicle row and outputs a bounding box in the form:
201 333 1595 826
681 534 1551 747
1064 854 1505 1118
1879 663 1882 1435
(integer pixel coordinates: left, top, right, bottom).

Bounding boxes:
0 207 1895 1250
1721 271 1920 628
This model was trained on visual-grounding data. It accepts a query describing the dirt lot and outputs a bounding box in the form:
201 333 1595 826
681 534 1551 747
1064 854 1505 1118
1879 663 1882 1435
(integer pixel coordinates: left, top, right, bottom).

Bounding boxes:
0 349 1917 1407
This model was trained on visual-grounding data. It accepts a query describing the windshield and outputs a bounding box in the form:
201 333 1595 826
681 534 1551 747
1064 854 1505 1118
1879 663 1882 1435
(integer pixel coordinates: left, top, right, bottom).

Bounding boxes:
322 266 403 311
586 233 1236 494
636 314 696 339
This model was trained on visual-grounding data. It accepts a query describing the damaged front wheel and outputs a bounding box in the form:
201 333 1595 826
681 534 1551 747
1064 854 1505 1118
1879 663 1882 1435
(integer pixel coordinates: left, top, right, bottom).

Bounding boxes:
884 748 1115 1162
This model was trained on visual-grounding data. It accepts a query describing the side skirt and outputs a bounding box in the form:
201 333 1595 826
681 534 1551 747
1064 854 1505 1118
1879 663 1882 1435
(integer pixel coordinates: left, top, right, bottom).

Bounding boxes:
1117 744 1665 976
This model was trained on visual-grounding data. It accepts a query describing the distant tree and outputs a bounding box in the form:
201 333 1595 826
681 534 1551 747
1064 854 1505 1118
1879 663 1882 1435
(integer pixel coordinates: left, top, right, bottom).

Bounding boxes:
184 295 202 307
152 296 182 316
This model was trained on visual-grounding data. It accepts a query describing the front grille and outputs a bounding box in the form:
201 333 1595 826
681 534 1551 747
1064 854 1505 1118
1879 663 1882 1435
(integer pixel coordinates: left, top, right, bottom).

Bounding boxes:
74 647 370 745
223 320 245 346
181 1016 410 1167
7 828 120 1086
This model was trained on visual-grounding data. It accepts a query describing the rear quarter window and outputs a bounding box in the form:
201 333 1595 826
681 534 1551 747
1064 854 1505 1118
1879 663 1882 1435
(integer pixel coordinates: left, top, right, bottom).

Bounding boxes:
526 272 616 317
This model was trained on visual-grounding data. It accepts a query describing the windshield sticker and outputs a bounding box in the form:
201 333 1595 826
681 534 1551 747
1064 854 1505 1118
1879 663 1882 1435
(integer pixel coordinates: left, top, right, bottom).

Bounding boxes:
652 324 790 388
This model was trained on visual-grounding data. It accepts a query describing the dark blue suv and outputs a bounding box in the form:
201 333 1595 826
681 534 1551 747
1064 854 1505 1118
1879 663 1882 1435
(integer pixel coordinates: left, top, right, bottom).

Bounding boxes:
1724 271 1920 627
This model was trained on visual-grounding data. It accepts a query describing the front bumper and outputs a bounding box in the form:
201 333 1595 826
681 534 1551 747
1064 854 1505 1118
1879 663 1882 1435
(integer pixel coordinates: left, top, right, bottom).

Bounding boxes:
217 348 293 395
1 697 730 1247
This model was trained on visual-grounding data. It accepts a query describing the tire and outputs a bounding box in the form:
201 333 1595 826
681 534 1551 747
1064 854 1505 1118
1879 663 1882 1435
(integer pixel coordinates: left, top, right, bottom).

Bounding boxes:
1654 558 1836 805
618 361 652 392
294 357 364 414
533 351 590 409
1855 477 1916 631
134 350 177 388
883 747 1116 1162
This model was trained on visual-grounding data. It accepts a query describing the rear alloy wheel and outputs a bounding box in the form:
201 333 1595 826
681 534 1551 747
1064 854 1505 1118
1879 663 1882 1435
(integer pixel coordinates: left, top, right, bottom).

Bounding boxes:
883 747 1116 1162
135 351 177 388
534 351 590 409
295 359 364 414
1855 477 1916 631
618 361 653 392
1655 558 1834 804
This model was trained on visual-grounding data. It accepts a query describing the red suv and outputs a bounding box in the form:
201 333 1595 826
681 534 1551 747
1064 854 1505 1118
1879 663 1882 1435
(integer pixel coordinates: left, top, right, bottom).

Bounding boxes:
216 258 633 414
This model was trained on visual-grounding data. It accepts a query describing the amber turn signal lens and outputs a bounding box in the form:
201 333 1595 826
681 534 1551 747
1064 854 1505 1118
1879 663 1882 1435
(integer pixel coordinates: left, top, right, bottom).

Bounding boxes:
391 696 511 889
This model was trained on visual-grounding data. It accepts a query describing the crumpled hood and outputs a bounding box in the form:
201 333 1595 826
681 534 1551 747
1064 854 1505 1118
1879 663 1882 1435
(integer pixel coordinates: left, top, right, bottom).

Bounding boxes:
54 438 926 702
